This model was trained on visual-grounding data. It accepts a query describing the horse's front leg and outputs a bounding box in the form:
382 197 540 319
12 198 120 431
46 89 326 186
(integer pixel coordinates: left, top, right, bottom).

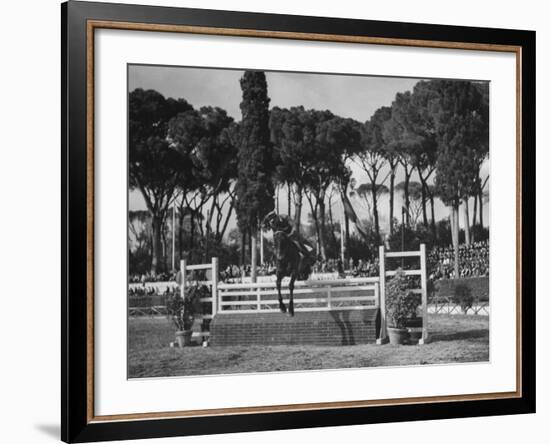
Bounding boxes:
276 272 286 313
288 274 296 317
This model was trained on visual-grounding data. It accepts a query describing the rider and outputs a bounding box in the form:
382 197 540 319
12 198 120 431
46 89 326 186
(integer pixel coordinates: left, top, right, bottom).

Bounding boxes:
265 212 313 261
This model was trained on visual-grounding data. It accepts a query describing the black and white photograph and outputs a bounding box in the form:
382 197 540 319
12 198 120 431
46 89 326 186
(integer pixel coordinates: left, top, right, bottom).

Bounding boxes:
128 65 490 378
0 0 542 442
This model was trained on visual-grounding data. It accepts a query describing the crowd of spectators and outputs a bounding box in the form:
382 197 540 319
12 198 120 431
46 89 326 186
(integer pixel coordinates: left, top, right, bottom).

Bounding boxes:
129 239 489 293
129 271 178 284
345 258 379 278
128 284 176 298
428 240 489 280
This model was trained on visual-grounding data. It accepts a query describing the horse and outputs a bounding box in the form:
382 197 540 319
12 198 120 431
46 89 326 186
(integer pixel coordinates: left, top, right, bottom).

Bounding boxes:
263 212 314 316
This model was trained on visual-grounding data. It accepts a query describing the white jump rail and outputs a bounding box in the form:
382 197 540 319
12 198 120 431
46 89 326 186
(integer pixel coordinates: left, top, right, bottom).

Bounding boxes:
217 278 379 313
384 250 422 258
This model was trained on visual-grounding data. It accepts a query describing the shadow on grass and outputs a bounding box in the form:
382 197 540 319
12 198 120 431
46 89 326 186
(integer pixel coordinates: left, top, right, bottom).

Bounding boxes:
430 329 489 342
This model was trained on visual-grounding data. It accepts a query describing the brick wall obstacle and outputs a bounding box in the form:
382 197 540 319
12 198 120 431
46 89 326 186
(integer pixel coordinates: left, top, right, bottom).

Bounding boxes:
211 277 380 346
210 308 380 346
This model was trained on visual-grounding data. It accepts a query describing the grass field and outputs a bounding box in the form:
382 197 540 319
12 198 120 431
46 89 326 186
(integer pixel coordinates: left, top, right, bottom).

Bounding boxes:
128 314 489 378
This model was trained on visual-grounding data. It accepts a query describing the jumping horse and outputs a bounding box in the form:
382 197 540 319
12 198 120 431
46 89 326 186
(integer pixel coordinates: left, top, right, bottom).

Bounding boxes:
262 212 314 316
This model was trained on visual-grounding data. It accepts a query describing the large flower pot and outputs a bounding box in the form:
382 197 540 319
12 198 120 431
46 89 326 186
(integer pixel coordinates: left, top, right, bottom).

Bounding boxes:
387 327 409 345
175 330 193 348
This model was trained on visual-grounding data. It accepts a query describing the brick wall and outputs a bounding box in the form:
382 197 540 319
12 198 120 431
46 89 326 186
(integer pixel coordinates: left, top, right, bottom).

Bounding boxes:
210 309 379 346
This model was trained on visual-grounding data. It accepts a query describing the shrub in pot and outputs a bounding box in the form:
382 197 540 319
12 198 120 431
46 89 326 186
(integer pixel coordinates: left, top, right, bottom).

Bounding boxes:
166 284 206 347
385 269 421 345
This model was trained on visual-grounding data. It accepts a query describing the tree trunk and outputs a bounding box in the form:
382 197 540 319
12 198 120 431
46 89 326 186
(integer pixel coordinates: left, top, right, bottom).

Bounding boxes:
344 212 350 245
178 208 184 262
294 186 303 233
455 201 460 242
404 168 411 227
328 195 337 246
240 230 246 268
479 190 484 228
452 205 460 278
207 199 216 235
472 191 478 229
248 230 252 264
275 186 279 214
251 229 258 283
429 192 436 237
389 169 395 235
189 212 195 263
464 197 471 245
219 200 234 241
307 193 321 259
161 230 167 271
341 182 350 246
419 171 428 227
204 209 211 262
319 197 327 261
371 184 380 242
450 207 456 248
287 183 292 219
151 215 164 275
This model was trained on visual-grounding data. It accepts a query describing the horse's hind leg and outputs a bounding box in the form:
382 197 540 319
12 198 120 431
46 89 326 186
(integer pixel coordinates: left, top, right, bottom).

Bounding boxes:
276 272 286 313
288 274 296 317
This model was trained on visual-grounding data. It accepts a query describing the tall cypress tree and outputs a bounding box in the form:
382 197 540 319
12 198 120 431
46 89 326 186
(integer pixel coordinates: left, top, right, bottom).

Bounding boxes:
236 71 275 282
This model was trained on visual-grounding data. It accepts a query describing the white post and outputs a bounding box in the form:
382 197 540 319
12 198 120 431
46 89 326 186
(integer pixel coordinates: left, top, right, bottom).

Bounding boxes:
376 245 387 344
419 243 429 344
327 285 332 309
211 257 218 317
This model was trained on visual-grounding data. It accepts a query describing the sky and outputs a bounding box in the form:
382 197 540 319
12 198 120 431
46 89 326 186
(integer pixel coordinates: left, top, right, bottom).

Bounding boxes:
128 65 490 234
129 64 420 122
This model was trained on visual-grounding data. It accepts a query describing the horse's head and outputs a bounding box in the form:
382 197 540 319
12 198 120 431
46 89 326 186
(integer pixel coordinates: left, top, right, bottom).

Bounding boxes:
261 211 278 231
264 211 295 263
263 211 292 233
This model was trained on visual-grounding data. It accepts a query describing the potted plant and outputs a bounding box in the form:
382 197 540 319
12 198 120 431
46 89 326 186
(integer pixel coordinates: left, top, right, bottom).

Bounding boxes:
166 284 205 347
385 269 421 345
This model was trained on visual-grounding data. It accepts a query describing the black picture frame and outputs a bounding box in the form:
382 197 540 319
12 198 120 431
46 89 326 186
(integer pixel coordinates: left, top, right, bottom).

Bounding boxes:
62 1 536 442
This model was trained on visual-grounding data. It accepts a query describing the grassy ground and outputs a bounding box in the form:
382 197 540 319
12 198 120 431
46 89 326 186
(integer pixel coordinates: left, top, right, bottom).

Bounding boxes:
128 314 489 378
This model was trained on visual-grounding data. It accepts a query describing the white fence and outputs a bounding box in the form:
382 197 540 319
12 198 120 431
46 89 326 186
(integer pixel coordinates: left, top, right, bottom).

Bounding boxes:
217 278 379 314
